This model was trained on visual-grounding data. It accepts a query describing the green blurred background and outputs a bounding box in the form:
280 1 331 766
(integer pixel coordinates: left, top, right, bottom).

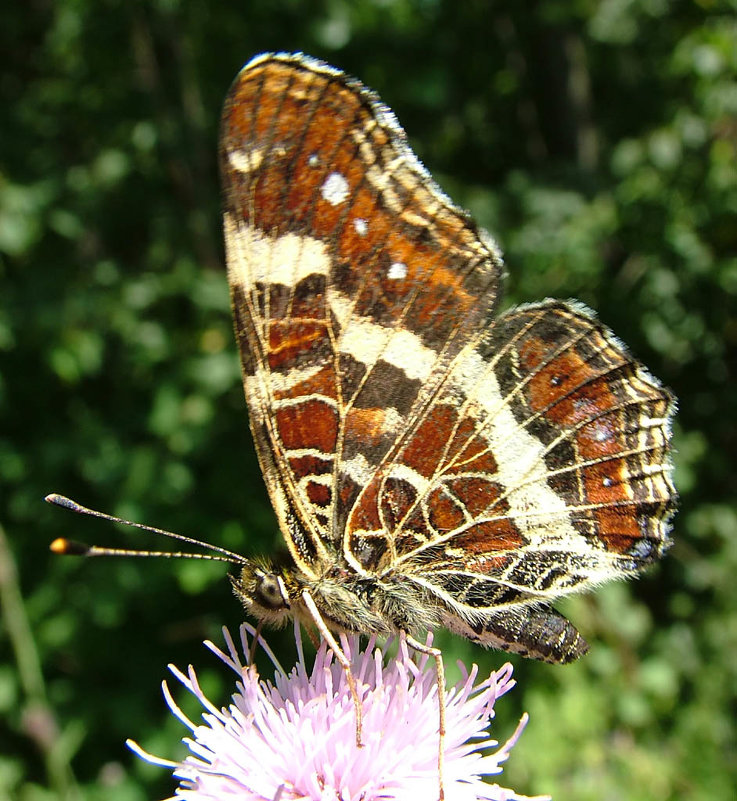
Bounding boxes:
2 1 735 799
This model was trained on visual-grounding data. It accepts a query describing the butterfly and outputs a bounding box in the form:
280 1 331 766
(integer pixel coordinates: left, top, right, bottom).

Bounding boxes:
219 52 676 672
49 51 677 801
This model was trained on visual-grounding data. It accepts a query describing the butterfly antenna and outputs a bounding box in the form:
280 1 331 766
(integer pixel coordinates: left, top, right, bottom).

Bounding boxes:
45 493 247 565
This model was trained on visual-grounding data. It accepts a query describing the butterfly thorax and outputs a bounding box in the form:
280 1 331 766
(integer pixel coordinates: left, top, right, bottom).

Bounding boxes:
231 559 445 637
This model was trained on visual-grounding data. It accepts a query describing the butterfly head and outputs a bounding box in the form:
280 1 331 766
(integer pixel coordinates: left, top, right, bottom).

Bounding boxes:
230 559 300 626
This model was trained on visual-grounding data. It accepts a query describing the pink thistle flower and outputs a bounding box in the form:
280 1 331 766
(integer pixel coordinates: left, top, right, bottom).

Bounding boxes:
128 623 548 801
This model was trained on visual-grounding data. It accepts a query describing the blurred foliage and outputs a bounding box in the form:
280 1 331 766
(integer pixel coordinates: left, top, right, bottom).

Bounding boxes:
1 1 735 800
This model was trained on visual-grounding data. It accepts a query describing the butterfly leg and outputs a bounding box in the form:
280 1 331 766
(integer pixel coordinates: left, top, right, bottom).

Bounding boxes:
301 589 364 747
248 619 266 664
405 633 446 801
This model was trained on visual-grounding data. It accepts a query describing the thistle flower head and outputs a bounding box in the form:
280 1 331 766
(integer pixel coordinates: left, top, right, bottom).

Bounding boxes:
129 624 547 801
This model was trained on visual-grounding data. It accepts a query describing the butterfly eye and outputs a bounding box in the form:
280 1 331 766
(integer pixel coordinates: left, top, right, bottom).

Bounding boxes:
254 572 290 610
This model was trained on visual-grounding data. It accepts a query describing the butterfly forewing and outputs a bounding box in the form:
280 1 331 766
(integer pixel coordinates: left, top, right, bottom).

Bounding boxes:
220 52 676 662
220 53 503 571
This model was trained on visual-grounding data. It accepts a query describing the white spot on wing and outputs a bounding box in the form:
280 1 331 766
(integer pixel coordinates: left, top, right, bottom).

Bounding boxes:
387 262 407 280
640 416 668 428
353 218 368 236
342 453 373 485
641 463 666 476
228 147 264 174
592 421 614 442
321 172 350 206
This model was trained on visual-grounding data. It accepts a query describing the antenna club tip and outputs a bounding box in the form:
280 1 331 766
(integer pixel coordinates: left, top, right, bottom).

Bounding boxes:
45 493 79 510
50 538 90 556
